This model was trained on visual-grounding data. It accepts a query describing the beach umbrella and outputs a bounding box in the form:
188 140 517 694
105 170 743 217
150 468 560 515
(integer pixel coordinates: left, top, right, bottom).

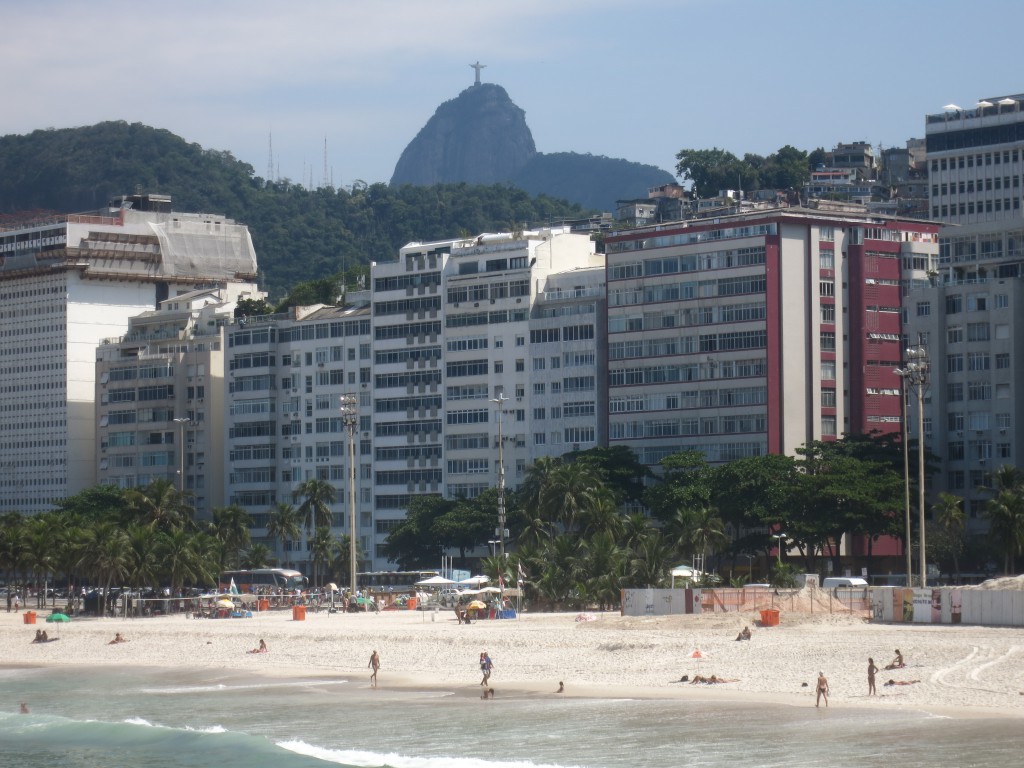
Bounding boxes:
216 599 235 609
458 575 489 587
467 600 487 610
46 613 70 623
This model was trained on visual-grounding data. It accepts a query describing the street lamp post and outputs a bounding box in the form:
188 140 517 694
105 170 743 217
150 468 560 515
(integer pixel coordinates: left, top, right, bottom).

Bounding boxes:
895 342 930 588
894 366 913 587
172 417 191 495
490 394 508 571
773 533 786 565
340 394 358 600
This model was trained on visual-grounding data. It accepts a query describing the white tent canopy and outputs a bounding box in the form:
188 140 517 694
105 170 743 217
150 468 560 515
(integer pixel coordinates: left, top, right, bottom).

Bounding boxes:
415 575 456 586
671 565 703 588
458 575 490 586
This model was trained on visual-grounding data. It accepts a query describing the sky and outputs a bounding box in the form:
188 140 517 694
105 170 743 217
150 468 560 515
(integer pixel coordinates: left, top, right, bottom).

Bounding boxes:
3 0 1023 191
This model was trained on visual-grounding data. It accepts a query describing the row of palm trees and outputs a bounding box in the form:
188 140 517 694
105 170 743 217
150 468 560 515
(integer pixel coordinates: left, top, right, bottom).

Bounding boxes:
0 477 362 608
487 457 726 610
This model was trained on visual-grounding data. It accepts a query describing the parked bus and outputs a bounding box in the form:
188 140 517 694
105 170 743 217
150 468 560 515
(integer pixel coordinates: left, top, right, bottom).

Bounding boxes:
219 569 307 594
358 570 438 593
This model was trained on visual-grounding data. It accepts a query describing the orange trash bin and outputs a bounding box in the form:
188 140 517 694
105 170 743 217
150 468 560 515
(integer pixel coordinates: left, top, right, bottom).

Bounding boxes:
258 599 270 612
406 597 418 610
759 608 780 627
292 605 306 621
23 611 36 625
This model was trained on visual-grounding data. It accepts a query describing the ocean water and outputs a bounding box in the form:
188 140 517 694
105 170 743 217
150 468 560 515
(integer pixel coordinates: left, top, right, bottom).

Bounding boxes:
0 665 1018 768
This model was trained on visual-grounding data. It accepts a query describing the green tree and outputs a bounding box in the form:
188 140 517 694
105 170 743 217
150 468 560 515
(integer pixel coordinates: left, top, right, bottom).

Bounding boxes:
295 478 336 536
981 465 1024 573
241 543 273 570
126 479 194 533
382 495 449 570
308 527 335 588
209 505 252 572
932 492 966 582
674 148 753 198
266 502 302 568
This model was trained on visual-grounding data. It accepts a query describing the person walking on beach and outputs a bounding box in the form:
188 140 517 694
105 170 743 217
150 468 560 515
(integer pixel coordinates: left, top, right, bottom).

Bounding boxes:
816 671 830 707
867 658 879 696
480 651 493 686
368 650 380 686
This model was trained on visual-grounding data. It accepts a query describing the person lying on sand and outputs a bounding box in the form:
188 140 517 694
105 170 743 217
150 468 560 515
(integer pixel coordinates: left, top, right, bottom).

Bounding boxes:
109 632 127 644
884 679 920 686
690 675 739 685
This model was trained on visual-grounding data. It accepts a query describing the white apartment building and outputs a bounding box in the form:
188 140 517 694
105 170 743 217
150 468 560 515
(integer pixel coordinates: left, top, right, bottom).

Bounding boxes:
0 194 258 513
903 94 1024 530
222 301 373 573
95 284 259 519
369 227 602 567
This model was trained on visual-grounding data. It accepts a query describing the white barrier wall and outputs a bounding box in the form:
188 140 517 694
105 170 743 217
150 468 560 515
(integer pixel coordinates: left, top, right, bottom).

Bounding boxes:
870 588 1024 627
621 588 703 616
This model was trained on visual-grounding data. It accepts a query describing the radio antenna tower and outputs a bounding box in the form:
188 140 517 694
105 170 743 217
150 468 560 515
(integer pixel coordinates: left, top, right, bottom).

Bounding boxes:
322 137 329 189
266 131 274 182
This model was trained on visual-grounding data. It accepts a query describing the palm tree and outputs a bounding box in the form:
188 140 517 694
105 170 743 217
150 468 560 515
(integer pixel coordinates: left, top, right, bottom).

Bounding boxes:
241 543 273 570
574 529 625 610
933 492 966 583
210 505 252 572
542 462 601 532
576 491 624 539
22 516 59 609
626 531 675 589
266 502 302 568
126 525 161 597
159 529 216 596
308 526 334 588
295 479 336 536
79 522 132 615
980 465 1024 574
126 479 194 532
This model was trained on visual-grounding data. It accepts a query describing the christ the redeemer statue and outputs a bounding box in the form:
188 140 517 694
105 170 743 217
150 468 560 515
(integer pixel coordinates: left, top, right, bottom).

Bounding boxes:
470 61 486 86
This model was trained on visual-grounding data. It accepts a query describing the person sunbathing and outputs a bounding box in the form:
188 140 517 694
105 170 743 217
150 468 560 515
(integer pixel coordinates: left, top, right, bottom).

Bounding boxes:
735 626 752 641
247 638 268 654
108 632 127 644
884 679 920 686
690 675 739 684
884 649 905 670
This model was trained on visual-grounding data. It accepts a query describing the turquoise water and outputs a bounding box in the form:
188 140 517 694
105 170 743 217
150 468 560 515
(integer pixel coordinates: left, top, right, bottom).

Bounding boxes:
0 665 1019 768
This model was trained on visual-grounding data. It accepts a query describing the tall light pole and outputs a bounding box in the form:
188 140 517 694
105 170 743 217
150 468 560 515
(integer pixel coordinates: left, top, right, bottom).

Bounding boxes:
894 366 913 587
895 341 929 587
340 394 358 599
172 417 190 495
773 532 787 565
490 394 508 568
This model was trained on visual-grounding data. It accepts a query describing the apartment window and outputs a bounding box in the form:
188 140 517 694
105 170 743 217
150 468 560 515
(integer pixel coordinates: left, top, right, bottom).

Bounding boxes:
967 323 989 341
820 281 835 297
821 416 837 436
916 301 931 317
947 383 964 402
995 293 1009 309
821 360 836 380
946 354 963 373
945 295 962 314
533 408 546 420
820 332 836 351
967 295 988 311
967 352 990 371
533 383 545 396
996 353 1010 369
947 326 963 344
820 304 835 324
515 359 525 372
947 412 964 431
821 388 836 408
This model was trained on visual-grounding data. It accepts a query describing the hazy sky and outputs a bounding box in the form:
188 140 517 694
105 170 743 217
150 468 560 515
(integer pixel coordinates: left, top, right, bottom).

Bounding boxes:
3 0 1022 190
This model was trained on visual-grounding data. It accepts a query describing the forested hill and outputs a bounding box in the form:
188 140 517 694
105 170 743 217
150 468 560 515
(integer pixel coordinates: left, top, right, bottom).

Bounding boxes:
0 121 589 298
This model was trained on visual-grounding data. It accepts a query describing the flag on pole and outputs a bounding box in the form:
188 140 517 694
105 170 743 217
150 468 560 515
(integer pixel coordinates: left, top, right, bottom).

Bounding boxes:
517 562 527 586
229 577 239 595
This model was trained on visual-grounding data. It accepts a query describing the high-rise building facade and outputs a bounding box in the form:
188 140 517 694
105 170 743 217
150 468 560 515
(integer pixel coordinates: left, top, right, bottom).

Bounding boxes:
0 194 258 513
605 207 939 470
902 94 1024 529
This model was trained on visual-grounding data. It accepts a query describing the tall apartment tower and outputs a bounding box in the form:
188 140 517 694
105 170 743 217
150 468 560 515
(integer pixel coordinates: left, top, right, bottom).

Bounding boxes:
0 194 259 513
222 300 373 573
369 227 601 567
605 207 938 471
95 284 260 519
902 95 1024 528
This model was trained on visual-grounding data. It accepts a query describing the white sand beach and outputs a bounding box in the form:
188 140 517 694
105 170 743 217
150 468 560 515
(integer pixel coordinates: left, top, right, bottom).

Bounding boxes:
5 604 1024 718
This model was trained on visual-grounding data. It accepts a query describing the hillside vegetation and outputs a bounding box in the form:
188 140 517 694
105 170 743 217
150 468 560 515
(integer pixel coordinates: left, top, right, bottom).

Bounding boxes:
0 121 589 298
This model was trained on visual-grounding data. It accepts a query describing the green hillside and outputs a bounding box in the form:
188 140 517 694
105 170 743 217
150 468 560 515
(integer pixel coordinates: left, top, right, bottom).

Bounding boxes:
0 121 589 298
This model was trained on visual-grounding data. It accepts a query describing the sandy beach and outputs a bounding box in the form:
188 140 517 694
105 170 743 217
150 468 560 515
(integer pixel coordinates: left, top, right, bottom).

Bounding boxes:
4 605 1023 718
